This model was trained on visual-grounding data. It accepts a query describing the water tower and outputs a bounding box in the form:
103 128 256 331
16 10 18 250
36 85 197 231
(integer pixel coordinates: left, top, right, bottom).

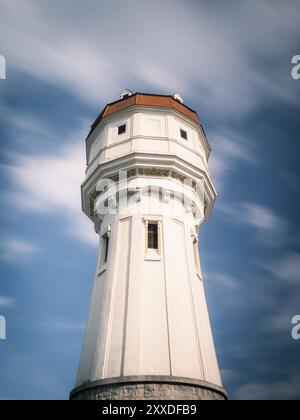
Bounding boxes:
70 92 227 400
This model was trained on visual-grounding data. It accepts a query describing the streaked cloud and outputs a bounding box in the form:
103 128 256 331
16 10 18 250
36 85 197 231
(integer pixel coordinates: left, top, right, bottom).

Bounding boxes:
263 252 300 284
206 273 240 289
1 120 96 246
261 311 293 335
221 369 242 383
240 203 287 232
0 104 50 141
0 0 299 402
234 375 300 400
0 297 16 308
208 132 256 189
38 319 85 333
217 201 287 245
260 253 300 341
0 238 40 264
0 0 299 115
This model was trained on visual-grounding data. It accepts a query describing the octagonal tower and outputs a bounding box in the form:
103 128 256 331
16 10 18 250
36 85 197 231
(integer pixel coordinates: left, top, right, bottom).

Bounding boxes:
70 92 227 400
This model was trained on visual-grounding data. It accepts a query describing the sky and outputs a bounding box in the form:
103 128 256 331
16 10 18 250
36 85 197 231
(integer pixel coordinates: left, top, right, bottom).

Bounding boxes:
0 0 300 400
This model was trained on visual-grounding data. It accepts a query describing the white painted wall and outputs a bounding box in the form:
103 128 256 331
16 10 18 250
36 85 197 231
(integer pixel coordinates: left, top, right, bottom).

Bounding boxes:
77 185 222 387
86 109 208 175
77 103 222 389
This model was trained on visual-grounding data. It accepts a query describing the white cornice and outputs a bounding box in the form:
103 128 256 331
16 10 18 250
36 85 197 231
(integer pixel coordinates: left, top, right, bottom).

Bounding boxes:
81 152 216 222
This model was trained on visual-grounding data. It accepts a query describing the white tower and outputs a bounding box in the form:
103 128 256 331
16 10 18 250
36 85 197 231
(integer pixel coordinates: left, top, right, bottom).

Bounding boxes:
70 93 227 400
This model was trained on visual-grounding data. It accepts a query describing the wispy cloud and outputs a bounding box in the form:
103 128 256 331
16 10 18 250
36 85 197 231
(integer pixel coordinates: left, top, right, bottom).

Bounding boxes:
221 369 241 383
260 253 300 338
261 311 294 335
208 132 256 190
0 238 40 264
0 297 16 308
217 201 287 245
38 319 85 333
0 104 50 141
0 0 299 402
206 273 240 289
1 121 96 246
234 375 300 400
262 252 300 284
241 203 286 232
0 0 299 115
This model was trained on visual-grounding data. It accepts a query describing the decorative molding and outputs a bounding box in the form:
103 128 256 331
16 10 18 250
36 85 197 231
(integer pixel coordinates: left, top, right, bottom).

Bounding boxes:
89 167 206 221
138 167 170 177
82 153 215 224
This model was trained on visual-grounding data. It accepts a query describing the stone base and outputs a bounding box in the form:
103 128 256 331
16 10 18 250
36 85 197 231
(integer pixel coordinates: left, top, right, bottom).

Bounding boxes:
70 376 227 401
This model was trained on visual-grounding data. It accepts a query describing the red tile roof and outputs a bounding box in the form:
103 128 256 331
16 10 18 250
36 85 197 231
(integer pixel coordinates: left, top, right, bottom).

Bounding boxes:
87 93 201 139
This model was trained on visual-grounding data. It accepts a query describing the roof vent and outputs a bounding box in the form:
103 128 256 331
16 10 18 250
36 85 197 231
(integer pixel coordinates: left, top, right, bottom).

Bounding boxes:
173 93 183 104
120 89 133 100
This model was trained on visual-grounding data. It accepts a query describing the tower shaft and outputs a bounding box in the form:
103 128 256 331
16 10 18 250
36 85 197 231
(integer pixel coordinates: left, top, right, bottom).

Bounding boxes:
70 93 227 400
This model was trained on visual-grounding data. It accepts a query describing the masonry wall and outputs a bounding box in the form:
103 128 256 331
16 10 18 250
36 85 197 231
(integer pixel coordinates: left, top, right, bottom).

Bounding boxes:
71 381 226 401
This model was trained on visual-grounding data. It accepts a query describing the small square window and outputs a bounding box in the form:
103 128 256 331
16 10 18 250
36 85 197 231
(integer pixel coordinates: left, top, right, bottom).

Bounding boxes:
180 129 188 140
118 124 126 135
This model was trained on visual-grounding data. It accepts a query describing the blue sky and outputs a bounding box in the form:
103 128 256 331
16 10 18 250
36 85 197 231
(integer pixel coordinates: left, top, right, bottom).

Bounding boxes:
0 0 300 400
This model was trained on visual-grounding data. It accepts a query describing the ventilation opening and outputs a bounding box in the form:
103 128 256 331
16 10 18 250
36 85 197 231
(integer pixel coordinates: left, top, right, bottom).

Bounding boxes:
180 129 188 140
118 124 126 135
